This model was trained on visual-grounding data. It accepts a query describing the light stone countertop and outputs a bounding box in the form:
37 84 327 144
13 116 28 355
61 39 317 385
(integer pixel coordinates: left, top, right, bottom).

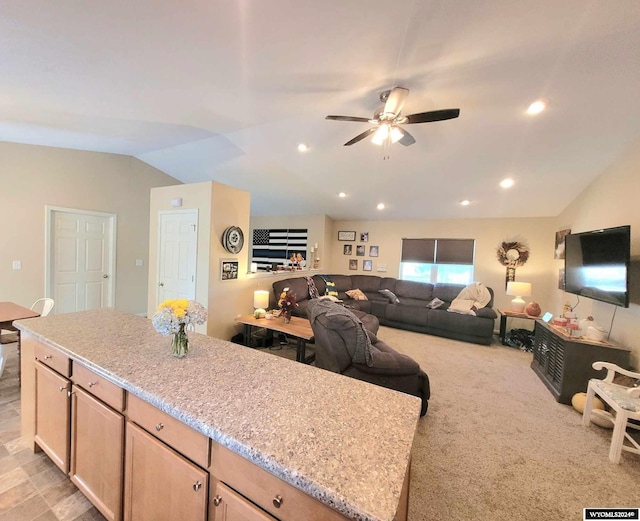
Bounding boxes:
17 308 420 521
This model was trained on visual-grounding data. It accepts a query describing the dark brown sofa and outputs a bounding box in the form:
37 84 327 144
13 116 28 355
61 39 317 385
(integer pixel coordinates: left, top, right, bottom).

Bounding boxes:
272 274 497 345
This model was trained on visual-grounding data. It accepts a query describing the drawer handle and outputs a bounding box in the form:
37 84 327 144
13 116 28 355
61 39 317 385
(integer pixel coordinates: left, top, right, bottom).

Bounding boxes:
193 481 202 492
44 355 53 360
273 494 283 508
155 423 164 432
213 495 222 507
88 382 97 388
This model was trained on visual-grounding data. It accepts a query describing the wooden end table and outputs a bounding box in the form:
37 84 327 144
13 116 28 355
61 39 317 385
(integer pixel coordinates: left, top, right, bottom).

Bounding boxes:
234 315 315 364
497 308 540 346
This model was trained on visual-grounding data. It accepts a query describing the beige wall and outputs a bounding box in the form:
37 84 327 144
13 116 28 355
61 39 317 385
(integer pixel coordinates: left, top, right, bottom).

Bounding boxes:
0 141 179 314
554 138 640 367
326 217 557 315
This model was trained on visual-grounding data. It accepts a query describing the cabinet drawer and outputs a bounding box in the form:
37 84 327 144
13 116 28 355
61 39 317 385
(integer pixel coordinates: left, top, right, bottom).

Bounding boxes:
72 363 125 412
34 341 70 377
127 393 209 469
211 443 348 521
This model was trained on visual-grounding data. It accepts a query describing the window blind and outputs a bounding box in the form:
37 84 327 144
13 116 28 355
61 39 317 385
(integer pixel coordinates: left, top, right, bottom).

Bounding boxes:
401 238 475 265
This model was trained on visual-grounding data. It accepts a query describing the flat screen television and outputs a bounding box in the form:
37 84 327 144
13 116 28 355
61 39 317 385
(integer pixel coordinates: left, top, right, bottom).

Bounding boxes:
564 225 630 308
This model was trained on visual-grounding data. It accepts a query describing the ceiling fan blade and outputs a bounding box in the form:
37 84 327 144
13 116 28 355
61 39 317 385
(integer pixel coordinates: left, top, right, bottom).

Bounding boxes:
384 87 409 116
404 108 460 124
396 127 416 146
344 127 377 146
326 115 371 123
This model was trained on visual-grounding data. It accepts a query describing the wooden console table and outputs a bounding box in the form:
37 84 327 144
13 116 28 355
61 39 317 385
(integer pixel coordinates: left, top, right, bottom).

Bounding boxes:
235 314 315 364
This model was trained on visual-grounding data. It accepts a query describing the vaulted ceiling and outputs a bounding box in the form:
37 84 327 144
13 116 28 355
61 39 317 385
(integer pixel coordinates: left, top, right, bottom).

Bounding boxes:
2 1 640 220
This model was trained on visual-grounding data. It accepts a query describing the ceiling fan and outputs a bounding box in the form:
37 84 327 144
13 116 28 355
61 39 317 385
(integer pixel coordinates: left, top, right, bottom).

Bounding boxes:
326 87 460 147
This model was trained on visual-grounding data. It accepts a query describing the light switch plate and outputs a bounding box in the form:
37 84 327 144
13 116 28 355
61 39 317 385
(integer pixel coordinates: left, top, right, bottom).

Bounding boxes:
12 260 21 270
135 259 143 267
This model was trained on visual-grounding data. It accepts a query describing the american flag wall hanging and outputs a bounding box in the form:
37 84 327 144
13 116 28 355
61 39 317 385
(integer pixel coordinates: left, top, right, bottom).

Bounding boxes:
251 229 308 270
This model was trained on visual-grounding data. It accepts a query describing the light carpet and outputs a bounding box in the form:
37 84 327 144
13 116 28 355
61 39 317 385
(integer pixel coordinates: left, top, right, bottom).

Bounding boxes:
263 326 640 520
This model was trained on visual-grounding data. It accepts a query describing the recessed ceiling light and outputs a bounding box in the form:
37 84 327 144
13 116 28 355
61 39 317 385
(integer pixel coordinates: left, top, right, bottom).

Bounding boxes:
526 100 546 115
460 200 470 206
377 203 385 210
338 192 347 198
500 178 515 189
297 143 309 152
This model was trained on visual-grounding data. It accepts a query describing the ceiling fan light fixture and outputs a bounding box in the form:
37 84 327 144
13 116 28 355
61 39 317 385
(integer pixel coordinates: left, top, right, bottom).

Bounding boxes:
527 100 546 115
390 126 403 143
371 124 389 145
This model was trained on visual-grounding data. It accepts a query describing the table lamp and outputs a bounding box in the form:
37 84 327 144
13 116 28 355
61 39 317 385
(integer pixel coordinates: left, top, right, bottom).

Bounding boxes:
253 290 270 317
506 282 531 313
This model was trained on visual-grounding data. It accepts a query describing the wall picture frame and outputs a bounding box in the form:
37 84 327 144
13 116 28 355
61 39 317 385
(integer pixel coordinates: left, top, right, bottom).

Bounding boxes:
555 229 571 259
343 244 352 255
221 260 239 280
338 230 356 241
356 245 365 256
369 245 379 257
349 259 358 270
360 232 369 242
363 259 373 271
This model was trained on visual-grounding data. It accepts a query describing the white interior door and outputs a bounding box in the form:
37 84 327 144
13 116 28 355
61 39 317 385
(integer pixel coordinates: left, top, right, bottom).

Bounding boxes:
157 210 198 304
46 207 116 314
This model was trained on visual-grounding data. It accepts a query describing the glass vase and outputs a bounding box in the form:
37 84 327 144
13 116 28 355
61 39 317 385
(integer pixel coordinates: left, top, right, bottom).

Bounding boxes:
283 311 291 323
171 323 189 358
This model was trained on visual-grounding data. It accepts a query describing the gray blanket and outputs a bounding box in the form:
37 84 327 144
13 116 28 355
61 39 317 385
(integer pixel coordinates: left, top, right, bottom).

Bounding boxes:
309 299 374 367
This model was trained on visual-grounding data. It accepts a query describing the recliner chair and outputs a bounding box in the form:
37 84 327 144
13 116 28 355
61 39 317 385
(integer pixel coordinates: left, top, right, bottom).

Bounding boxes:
308 299 430 416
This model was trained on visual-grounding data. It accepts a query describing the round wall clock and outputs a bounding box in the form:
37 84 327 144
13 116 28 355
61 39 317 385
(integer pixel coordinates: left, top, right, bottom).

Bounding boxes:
222 226 244 254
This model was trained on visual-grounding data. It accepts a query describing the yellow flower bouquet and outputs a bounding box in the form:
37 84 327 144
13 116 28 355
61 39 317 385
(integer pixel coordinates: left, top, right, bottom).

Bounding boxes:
152 299 207 357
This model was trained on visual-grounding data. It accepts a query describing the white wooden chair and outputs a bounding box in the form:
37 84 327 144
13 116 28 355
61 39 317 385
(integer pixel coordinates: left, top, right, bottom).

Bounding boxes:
582 361 640 463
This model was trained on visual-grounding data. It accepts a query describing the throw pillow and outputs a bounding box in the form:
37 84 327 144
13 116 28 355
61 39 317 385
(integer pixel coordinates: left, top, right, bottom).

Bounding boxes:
378 289 400 304
346 288 368 301
427 297 445 309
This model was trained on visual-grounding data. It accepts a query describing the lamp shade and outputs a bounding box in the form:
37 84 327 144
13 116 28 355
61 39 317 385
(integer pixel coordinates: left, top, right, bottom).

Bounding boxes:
253 290 270 310
506 282 531 312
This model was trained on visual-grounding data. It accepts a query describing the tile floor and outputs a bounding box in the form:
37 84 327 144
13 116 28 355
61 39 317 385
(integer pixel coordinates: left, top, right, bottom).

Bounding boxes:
0 343 106 521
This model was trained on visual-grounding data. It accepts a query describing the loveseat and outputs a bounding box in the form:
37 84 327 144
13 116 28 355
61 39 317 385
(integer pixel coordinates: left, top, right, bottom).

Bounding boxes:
272 274 497 345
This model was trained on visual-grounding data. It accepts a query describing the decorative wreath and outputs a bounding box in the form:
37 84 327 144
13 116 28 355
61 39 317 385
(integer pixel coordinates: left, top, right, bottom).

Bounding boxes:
496 240 530 267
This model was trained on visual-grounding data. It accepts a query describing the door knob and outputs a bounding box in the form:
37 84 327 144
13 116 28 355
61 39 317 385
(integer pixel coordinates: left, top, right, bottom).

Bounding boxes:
158 282 164 287
103 274 109 279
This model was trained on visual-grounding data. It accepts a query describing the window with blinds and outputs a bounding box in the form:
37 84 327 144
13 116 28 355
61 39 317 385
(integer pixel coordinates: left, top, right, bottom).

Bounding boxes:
400 238 475 284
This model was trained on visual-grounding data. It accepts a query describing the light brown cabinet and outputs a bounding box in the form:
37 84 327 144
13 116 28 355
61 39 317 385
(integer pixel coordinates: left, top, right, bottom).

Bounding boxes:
124 422 208 521
70 385 124 521
34 361 70 473
210 481 277 521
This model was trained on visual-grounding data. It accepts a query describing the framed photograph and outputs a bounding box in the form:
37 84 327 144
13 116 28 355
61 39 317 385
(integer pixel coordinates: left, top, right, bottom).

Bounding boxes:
356 245 365 256
349 259 358 270
363 259 373 271
338 230 356 241
558 268 565 290
360 232 369 242
343 244 352 255
555 229 571 259
369 245 379 257
221 260 239 280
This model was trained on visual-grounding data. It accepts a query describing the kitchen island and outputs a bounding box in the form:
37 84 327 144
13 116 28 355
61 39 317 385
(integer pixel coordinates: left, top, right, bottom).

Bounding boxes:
17 308 420 521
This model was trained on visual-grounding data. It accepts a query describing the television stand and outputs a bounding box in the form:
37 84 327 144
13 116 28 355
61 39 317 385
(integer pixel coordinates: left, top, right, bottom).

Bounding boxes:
531 321 631 405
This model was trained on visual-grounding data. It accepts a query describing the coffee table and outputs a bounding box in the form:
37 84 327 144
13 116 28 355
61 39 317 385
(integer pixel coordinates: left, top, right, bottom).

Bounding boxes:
235 315 315 364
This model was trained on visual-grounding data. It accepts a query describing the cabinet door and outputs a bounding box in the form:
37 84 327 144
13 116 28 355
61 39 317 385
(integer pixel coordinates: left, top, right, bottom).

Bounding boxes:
124 422 208 521
34 361 70 473
210 481 277 521
70 386 124 521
